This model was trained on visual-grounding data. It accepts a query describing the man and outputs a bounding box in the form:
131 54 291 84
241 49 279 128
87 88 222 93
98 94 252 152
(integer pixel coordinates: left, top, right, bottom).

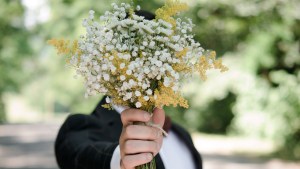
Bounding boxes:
55 11 202 169
55 98 202 169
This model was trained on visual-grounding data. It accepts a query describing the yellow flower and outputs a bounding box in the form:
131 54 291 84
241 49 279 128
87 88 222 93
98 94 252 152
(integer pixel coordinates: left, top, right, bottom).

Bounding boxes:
154 83 189 108
155 0 188 28
197 51 228 80
175 47 189 58
47 39 71 55
48 39 81 64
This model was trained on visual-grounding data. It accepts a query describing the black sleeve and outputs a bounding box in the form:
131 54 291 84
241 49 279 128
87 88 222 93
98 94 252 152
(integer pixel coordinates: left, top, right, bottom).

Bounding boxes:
54 114 119 169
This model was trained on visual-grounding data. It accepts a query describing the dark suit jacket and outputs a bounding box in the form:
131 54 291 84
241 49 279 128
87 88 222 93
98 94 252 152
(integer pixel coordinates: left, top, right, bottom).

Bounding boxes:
55 98 202 169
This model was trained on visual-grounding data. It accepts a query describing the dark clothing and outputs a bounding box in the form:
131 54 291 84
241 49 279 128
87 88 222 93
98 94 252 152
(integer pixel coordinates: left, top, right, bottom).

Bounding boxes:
55 98 203 169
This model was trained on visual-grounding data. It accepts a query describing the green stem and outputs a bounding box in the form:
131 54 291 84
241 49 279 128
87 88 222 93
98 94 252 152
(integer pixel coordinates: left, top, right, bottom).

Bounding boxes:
136 157 156 169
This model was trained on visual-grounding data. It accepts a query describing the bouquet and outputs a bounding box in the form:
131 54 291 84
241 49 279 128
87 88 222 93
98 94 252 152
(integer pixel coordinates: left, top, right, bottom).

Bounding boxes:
49 0 227 168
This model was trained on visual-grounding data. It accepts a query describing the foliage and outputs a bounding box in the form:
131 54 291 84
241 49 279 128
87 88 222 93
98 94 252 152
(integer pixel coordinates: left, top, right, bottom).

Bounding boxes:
182 0 300 159
0 0 33 122
195 92 236 134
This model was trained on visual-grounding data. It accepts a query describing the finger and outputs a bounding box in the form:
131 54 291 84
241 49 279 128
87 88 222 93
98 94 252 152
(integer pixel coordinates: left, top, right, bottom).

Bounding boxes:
123 140 159 156
122 153 153 169
121 108 151 126
152 108 165 127
124 125 161 140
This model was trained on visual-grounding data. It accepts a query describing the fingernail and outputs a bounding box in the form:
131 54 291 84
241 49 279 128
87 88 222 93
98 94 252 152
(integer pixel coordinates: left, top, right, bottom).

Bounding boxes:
146 153 152 160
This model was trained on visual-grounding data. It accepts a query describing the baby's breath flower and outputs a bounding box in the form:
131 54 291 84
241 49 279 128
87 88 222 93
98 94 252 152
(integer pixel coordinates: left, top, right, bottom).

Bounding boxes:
126 70 132 75
135 102 142 108
120 75 126 81
146 89 153 95
143 96 150 101
50 1 227 111
135 91 141 97
103 74 110 81
120 63 125 69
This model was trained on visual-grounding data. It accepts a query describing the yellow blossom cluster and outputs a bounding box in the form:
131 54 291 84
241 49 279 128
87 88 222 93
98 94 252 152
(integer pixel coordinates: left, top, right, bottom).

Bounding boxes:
47 39 81 64
175 47 189 58
155 0 188 28
154 83 188 108
196 51 228 81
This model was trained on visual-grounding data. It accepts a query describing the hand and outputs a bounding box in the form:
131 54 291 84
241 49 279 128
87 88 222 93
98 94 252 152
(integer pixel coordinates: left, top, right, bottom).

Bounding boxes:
119 108 165 169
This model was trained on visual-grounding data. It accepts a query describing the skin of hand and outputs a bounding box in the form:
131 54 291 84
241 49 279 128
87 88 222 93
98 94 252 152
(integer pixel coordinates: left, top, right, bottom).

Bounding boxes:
119 108 165 169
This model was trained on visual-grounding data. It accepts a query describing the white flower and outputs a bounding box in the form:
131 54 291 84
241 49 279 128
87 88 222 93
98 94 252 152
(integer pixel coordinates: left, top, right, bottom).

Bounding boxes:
126 92 133 99
106 45 114 51
144 67 150 74
132 51 137 57
128 63 135 70
142 83 148 89
103 74 110 81
135 91 141 97
146 89 153 95
137 74 143 81
129 79 136 86
142 41 148 46
112 39 117 44
135 102 142 108
120 63 126 69
126 70 132 75
155 61 163 67
122 44 128 50
149 41 155 48
143 96 150 101
123 54 131 60
94 83 100 89
120 75 126 81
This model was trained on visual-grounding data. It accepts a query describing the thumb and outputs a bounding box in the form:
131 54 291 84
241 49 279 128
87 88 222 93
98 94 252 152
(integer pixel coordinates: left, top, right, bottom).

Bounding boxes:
152 108 165 127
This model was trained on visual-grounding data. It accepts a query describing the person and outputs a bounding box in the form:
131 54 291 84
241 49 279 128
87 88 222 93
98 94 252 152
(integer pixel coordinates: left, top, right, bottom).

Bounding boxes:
54 11 202 169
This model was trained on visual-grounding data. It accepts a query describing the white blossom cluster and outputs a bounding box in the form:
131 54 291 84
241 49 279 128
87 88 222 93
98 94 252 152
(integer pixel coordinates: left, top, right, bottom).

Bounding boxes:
70 3 206 108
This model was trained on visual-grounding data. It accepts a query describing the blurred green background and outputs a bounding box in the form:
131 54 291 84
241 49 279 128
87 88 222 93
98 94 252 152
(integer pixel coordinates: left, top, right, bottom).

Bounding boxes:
0 0 299 164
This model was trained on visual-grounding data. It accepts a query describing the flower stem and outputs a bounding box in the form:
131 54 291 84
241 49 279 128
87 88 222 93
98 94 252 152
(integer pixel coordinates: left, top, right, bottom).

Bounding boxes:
136 157 156 169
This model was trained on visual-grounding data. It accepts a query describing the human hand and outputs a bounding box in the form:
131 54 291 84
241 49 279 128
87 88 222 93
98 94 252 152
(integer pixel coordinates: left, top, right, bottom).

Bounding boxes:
119 108 165 169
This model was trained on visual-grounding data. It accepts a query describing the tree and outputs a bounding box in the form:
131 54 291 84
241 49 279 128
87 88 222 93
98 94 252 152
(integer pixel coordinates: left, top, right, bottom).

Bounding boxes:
182 0 300 159
0 0 33 122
